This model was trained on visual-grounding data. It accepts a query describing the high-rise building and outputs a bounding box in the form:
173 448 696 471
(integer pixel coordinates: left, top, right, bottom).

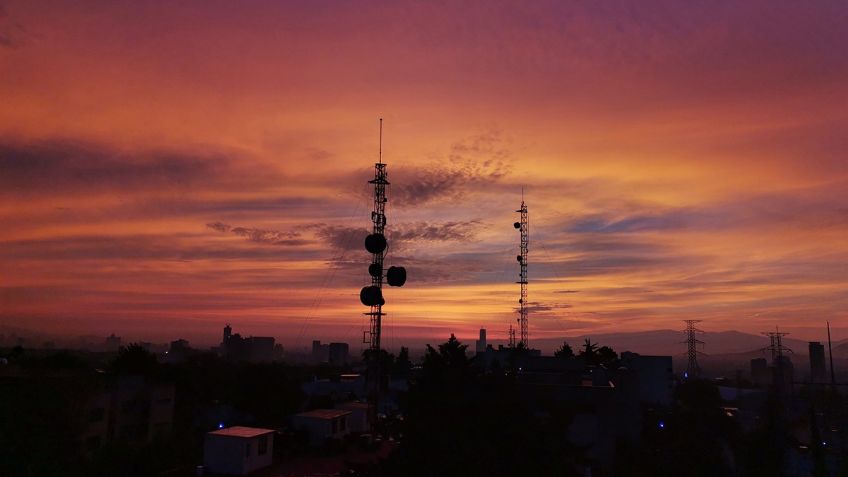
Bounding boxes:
809 341 827 383
223 324 232 345
475 328 487 355
312 340 329 363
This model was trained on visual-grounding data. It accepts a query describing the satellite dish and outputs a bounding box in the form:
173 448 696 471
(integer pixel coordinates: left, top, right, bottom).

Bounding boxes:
365 233 387 254
386 266 407 287
516 255 522 262
360 286 384 306
513 222 521 229
519 298 523 304
368 263 382 278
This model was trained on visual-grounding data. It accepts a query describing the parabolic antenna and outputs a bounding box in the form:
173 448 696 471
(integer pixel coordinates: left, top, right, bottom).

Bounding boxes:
360 285 384 307
386 266 407 287
365 233 387 254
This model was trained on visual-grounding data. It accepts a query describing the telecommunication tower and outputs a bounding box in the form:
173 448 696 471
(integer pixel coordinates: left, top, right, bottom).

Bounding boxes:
359 119 407 427
682 320 704 378
513 196 529 348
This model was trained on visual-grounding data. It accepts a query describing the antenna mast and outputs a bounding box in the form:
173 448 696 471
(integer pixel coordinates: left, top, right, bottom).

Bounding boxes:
364 119 388 352
359 119 407 429
682 320 704 378
514 194 529 348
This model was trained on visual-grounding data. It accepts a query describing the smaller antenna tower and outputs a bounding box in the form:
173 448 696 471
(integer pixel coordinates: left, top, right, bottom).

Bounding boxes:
508 324 516 349
513 194 529 348
682 320 705 378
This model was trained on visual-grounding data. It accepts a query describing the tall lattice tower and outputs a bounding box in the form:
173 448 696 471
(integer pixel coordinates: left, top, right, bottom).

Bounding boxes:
683 320 704 378
359 119 407 426
763 327 792 393
764 328 792 364
361 119 407 349
513 197 529 348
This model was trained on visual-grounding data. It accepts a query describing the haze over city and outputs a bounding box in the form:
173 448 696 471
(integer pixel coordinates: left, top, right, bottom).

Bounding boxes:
2 0 847 349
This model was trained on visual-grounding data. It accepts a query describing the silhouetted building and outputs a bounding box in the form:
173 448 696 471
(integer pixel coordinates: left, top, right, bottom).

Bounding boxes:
809 341 827 383
773 355 794 393
620 352 674 406
475 328 487 355
312 340 329 363
164 339 193 363
750 358 769 387
203 426 274 476
336 401 371 433
82 376 175 451
104 333 122 350
221 326 276 362
328 342 349 366
292 409 351 446
223 324 232 344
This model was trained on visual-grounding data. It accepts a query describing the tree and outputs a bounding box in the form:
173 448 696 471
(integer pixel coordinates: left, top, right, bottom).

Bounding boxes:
596 346 619 368
554 341 574 358
111 344 159 376
393 346 412 376
578 338 598 363
421 334 471 385
581 338 597 356
578 339 618 367
385 334 583 477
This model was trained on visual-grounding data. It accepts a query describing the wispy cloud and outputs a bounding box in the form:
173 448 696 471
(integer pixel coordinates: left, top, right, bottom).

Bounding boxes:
206 222 307 246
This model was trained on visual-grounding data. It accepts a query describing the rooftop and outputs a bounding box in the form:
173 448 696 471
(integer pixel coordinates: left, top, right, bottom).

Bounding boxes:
208 426 275 438
338 402 370 410
295 409 352 420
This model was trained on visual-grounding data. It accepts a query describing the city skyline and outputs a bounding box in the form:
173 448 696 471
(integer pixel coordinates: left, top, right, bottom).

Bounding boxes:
2 1 848 347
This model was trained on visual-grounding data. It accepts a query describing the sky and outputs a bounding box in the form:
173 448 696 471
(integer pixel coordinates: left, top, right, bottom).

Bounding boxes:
1 0 847 350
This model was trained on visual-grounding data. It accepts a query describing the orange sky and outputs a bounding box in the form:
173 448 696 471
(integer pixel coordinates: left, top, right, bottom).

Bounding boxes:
1 1 847 350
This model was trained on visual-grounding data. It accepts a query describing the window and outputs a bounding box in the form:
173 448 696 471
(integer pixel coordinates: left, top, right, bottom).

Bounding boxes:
245 443 251 457
258 435 268 455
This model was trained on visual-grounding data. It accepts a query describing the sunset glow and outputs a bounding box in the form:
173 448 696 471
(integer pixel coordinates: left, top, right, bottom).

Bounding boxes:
2 1 847 348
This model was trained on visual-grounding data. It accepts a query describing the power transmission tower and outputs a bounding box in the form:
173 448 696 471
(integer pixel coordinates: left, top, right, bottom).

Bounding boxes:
762 327 792 394
763 328 792 364
683 320 705 378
